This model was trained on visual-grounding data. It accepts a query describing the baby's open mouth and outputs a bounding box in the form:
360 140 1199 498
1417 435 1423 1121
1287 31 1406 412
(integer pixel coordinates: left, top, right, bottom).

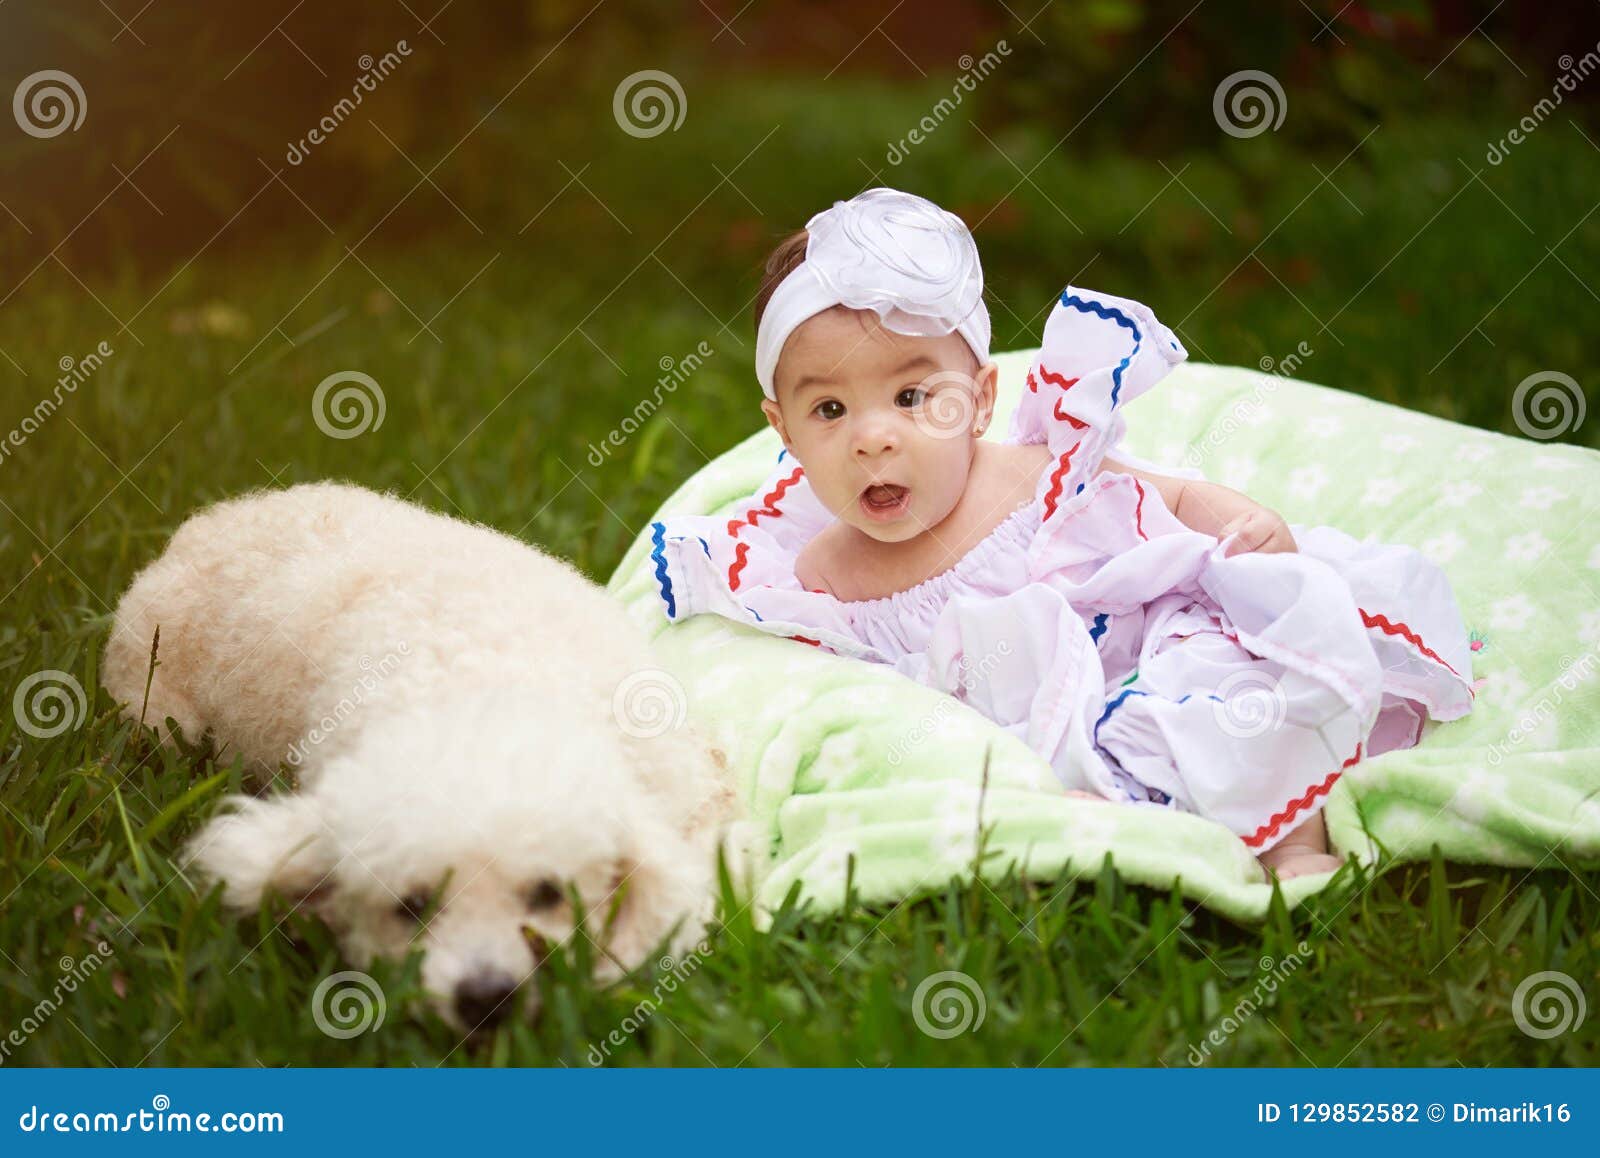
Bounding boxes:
859 483 911 521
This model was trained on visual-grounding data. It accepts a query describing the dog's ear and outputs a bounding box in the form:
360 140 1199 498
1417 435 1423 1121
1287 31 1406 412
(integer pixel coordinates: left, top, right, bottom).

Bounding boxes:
185 794 334 911
590 817 713 985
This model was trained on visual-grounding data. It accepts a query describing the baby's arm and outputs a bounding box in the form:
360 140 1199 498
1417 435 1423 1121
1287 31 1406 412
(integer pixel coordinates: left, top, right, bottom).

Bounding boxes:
1098 457 1297 555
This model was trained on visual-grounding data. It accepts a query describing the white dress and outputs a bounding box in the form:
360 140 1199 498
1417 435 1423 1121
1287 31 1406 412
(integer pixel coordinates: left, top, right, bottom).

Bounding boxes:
646 286 1476 853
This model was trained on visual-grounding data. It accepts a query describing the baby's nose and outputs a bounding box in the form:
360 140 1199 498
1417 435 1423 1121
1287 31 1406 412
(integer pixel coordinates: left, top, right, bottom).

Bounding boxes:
852 422 898 456
454 968 519 1029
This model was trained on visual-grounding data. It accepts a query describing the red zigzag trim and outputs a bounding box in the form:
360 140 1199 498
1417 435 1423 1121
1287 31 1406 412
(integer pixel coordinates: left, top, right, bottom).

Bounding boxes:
1358 608 1464 679
726 465 805 591
1242 744 1363 849
1042 440 1083 520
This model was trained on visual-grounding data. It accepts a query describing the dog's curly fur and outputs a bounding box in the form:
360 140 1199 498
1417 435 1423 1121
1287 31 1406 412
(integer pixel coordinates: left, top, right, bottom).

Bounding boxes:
102 482 735 1029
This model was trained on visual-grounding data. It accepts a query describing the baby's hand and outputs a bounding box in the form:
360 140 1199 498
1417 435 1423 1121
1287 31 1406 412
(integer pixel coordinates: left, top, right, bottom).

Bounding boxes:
1219 506 1297 556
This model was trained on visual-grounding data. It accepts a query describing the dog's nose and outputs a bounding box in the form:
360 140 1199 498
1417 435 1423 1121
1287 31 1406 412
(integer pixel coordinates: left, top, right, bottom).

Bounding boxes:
454 970 519 1029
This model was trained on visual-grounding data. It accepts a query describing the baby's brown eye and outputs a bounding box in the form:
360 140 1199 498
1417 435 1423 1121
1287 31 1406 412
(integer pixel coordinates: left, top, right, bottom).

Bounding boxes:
816 400 844 420
525 879 564 911
395 890 432 922
896 387 925 407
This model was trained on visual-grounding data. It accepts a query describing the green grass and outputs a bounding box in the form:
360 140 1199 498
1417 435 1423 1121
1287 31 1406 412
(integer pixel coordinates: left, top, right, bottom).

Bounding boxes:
1 74 1597 1066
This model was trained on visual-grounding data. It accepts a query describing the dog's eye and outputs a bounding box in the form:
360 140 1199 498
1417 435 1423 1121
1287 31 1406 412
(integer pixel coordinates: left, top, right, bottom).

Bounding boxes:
395 890 433 922
524 879 564 911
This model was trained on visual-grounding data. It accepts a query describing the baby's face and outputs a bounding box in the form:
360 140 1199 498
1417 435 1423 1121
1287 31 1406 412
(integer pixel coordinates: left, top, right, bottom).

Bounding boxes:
762 307 996 545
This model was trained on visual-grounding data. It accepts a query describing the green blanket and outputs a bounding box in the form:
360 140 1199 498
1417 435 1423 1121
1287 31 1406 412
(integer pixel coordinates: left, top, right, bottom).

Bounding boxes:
607 353 1600 922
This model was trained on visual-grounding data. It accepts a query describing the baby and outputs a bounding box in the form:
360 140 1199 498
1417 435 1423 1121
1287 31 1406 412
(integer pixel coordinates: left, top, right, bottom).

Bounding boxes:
649 188 1475 883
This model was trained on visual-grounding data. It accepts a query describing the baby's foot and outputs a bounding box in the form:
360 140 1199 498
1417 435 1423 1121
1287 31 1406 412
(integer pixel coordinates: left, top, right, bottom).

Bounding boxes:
1257 847 1342 881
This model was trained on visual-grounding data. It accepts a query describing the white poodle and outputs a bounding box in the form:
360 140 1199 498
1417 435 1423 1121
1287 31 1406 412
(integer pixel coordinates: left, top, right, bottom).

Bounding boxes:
102 482 735 1031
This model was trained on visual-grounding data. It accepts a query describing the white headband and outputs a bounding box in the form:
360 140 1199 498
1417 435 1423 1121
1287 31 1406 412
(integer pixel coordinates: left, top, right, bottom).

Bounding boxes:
756 187 991 400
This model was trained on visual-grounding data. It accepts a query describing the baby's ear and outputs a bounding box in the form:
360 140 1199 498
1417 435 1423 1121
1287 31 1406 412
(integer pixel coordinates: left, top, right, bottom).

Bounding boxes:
977 359 999 410
760 399 792 452
184 793 334 911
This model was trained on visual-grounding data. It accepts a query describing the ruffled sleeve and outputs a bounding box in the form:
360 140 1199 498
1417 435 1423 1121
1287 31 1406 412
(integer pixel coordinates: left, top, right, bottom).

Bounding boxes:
1007 286 1189 519
647 450 894 662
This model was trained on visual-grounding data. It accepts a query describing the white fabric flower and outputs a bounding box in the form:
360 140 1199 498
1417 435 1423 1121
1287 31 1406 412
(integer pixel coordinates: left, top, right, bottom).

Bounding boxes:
1504 531 1551 563
1438 480 1482 507
1362 477 1404 507
1420 530 1465 563
1488 594 1533 632
1289 464 1328 500
805 187 988 345
1518 485 1566 510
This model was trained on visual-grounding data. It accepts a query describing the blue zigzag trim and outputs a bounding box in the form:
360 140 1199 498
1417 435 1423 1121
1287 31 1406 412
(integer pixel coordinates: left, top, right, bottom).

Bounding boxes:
1059 291 1142 408
1093 685 1223 747
1089 612 1110 644
649 522 676 618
